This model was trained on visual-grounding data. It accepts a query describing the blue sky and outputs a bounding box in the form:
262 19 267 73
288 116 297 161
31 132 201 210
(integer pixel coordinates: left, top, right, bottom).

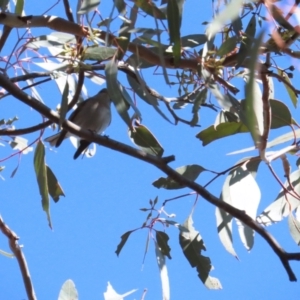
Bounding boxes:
0 1 300 299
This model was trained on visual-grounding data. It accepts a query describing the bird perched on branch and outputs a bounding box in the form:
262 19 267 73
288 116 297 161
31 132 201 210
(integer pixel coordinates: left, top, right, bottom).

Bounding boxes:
45 88 111 159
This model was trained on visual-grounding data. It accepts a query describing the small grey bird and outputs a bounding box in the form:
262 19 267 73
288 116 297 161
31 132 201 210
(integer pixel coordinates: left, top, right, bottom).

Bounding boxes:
45 88 111 159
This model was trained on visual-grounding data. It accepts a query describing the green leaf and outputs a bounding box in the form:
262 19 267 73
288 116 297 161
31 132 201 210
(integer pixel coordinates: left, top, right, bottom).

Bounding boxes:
217 36 238 57
134 0 166 19
243 31 265 147
77 0 100 14
82 46 117 61
277 70 298 108
129 123 164 157
153 165 205 189
34 141 51 228
105 59 132 127
167 0 183 66
179 215 222 289
117 24 131 61
236 14 256 68
14 0 24 14
115 230 133 256
46 165 65 203
196 122 248 146
156 231 172 259
197 98 292 146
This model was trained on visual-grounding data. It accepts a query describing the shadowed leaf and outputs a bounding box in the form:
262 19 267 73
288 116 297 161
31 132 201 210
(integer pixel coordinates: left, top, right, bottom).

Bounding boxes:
153 165 205 189
115 230 134 256
179 215 222 289
156 231 172 259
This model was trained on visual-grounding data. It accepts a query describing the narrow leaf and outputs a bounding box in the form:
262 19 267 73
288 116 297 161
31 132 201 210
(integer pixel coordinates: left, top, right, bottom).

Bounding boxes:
216 174 237 258
34 141 51 228
59 78 69 129
243 32 265 148
115 230 133 256
167 0 182 66
155 242 170 300
277 69 298 108
105 59 132 127
46 165 65 203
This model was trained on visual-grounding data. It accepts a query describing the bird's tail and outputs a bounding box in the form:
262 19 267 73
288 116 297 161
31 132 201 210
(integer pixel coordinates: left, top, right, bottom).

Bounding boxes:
44 133 61 146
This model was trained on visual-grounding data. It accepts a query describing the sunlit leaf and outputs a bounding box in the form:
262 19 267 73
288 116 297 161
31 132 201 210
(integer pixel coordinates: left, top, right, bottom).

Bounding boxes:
206 0 245 39
14 0 24 14
216 174 237 258
197 122 248 146
77 0 100 14
103 282 137 300
257 169 300 226
58 279 78 300
9 136 33 154
129 123 164 157
243 31 265 148
228 165 261 250
46 165 65 203
59 78 69 129
288 213 300 246
155 241 170 300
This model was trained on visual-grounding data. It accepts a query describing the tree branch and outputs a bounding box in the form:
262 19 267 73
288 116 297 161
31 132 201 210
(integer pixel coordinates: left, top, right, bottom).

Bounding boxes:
0 215 36 300
0 72 297 281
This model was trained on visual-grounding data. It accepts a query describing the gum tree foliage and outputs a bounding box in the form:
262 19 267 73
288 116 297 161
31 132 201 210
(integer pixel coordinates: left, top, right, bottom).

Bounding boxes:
1 0 300 298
